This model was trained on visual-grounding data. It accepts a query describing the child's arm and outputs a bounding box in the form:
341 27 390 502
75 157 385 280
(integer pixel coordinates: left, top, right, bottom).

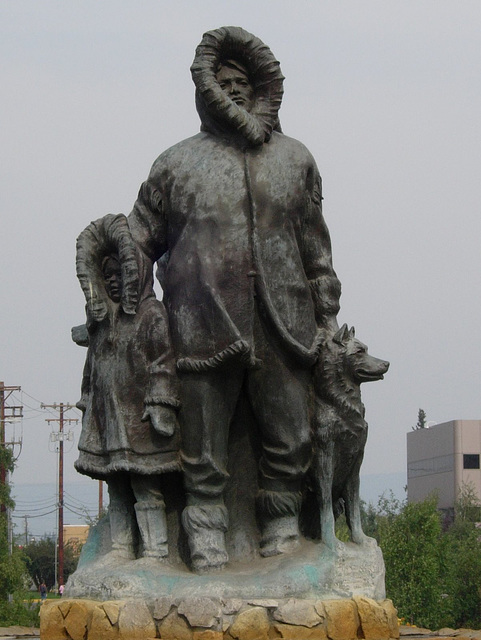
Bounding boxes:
141 301 180 437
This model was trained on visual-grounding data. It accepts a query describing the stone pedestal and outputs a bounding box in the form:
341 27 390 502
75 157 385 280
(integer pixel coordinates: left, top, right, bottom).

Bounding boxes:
67 524 385 601
40 595 399 640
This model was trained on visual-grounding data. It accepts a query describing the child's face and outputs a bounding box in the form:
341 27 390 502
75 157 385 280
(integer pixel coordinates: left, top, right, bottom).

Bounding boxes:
102 257 122 303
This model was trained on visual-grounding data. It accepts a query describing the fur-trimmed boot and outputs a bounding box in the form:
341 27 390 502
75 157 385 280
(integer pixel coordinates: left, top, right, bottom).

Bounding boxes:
257 489 302 557
134 500 168 559
100 503 137 564
182 504 228 572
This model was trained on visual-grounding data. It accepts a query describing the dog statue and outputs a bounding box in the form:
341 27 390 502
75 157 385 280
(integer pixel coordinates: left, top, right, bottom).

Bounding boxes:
304 324 389 550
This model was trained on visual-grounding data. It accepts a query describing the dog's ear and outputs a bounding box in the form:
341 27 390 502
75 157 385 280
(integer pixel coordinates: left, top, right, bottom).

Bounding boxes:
333 323 349 345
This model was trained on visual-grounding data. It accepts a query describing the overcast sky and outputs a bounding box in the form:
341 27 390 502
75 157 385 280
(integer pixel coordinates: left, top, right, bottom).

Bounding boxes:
1 1 480 504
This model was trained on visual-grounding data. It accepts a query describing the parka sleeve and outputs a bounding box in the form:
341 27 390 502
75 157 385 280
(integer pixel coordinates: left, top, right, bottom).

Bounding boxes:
140 301 180 410
302 168 342 328
128 173 168 262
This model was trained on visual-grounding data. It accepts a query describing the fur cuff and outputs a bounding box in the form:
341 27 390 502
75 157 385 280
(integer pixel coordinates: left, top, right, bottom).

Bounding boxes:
256 490 302 519
182 504 228 534
177 339 252 373
309 275 341 317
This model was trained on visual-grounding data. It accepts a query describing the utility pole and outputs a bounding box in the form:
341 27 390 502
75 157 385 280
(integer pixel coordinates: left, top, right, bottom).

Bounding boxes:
0 382 22 514
41 402 77 589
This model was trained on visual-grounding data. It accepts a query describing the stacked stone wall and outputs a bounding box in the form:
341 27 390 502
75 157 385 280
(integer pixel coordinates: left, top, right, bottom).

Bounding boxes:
40 596 399 640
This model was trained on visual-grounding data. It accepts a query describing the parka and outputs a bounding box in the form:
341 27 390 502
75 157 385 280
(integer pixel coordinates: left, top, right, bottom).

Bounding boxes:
127 26 341 373
74 215 180 480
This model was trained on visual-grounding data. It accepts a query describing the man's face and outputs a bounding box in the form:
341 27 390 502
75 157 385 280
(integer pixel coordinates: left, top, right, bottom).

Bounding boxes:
103 257 122 303
216 64 254 112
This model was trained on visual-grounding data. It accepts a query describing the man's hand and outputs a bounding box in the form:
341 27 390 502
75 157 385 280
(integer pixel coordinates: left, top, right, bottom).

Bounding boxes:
141 404 177 437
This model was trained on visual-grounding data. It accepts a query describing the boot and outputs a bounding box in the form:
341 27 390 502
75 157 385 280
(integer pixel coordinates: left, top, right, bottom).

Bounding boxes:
99 503 136 565
259 515 300 557
182 504 228 572
134 500 168 559
257 489 301 557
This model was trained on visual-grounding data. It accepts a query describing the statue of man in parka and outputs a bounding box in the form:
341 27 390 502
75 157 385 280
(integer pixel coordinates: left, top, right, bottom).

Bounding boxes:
77 26 341 573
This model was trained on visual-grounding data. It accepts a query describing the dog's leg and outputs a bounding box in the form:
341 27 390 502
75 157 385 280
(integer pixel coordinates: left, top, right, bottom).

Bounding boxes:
343 452 375 546
316 440 338 551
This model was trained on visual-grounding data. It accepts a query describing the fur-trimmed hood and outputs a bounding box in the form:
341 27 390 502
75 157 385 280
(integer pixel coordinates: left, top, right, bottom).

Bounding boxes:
191 26 284 147
76 213 154 324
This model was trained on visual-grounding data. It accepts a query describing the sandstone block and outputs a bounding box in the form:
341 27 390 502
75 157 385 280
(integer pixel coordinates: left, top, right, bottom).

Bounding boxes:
152 596 173 621
273 622 328 639
354 596 399 640
229 607 270 640
223 615 234 632
323 599 360 640
58 600 72 618
221 599 243 615
118 601 156 640
382 598 400 639
39 601 68 640
64 600 95 640
178 597 222 628
273 598 322 628
90 604 120 640
314 600 326 618
103 600 122 626
159 609 194 640
193 631 223 640
246 599 278 608
399 627 432 636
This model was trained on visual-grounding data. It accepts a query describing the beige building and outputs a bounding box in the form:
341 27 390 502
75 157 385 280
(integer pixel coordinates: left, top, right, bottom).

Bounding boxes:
63 524 89 551
407 419 481 511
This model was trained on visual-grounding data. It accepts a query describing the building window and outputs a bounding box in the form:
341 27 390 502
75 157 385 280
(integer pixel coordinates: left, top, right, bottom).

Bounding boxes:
463 454 480 469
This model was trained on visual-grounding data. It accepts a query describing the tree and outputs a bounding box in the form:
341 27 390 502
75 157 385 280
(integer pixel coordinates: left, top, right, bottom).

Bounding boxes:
378 494 450 629
442 485 481 629
412 408 427 430
0 447 30 625
24 538 79 590
0 447 28 600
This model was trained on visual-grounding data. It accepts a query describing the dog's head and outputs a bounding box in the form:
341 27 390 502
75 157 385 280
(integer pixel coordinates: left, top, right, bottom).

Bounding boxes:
321 324 390 387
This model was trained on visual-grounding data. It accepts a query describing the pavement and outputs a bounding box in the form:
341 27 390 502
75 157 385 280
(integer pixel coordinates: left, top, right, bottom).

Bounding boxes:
0 627 39 638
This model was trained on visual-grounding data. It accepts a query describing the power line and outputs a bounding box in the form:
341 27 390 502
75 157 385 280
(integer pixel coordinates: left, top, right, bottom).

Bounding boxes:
12 508 58 519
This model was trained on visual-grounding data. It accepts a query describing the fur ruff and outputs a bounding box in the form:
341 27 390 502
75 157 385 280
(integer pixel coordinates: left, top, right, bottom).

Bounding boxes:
76 214 140 322
191 26 284 147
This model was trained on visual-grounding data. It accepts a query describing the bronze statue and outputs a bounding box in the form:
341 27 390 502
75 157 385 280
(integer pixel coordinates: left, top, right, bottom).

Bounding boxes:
73 27 387 581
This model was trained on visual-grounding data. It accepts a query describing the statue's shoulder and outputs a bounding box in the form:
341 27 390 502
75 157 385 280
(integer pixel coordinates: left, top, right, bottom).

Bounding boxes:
149 133 208 175
269 131 317 167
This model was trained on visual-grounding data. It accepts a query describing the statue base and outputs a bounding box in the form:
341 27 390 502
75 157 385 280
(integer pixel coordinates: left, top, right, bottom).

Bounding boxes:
40 595 399 639
67 529 385 602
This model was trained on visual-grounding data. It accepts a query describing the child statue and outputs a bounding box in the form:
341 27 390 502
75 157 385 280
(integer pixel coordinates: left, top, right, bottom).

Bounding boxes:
75 217 180 563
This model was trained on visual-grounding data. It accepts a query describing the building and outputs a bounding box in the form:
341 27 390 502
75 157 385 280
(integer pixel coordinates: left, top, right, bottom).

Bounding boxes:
63 524 89 553
407 419 481 512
